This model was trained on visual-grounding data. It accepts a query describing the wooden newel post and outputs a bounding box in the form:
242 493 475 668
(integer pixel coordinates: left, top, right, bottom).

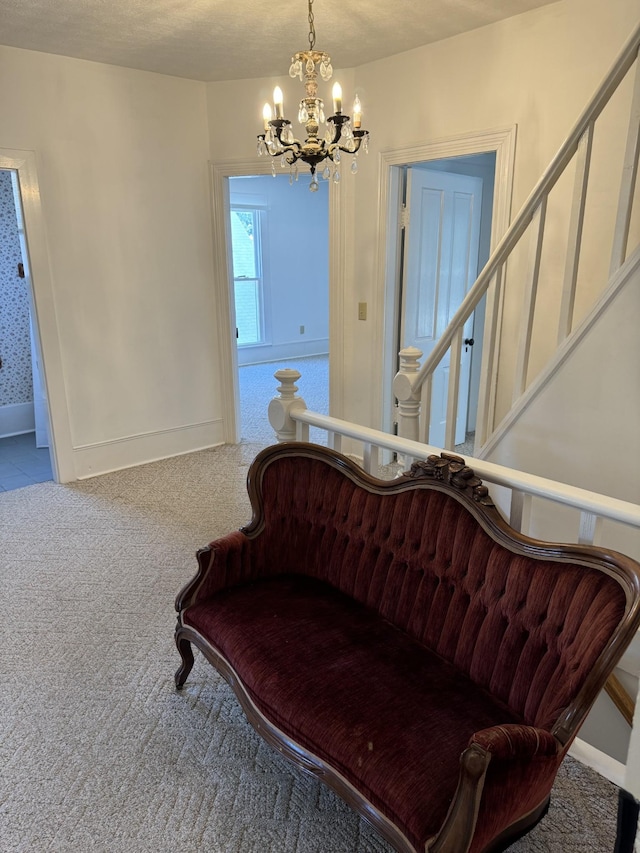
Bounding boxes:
392 346 423 443
268 369 307 442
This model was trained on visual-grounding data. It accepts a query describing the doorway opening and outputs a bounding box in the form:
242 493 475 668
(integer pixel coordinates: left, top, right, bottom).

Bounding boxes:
377 128 516 455
0 168 53 491
393 153 496 451
227 173 330 445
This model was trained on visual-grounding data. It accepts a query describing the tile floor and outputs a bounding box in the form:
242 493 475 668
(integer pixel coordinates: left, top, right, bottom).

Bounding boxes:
0 432 53 492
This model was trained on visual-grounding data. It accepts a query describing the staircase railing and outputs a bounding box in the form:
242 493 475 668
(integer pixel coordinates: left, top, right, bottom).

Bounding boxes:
394 23 640 451
268 369 640 541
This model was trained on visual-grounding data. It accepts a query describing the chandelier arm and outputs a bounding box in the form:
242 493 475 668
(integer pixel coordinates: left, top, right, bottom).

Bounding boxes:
263 138 304 161
323 113 350 152
326 124 343 147
272 126 304 157
334 130 370 154
281 150 300 167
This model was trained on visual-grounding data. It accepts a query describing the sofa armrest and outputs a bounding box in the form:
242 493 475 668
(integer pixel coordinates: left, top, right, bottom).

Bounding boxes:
428 726 561 853
470 724 560 761
466 725 561 853
175 530 259 611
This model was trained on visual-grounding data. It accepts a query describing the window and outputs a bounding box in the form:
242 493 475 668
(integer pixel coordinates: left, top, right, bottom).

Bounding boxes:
230 207 265 346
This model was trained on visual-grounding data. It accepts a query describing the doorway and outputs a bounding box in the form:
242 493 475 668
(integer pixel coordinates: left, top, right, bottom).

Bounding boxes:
377 129 516 451
0 168 53 491
227 173 330 444
395 154 496 449
210 159 344 445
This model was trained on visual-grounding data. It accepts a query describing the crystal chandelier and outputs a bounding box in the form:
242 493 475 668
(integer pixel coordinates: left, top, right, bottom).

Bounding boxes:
257 0 370 191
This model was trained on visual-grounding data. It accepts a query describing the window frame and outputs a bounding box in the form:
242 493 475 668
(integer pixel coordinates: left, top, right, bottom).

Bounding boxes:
230 204 268 348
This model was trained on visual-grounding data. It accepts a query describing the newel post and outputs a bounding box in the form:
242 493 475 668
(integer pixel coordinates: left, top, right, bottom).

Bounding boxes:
392 346 423 442
268 369 307 442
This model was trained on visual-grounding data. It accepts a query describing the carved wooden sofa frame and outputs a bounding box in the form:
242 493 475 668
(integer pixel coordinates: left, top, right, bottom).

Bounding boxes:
174 443 640 853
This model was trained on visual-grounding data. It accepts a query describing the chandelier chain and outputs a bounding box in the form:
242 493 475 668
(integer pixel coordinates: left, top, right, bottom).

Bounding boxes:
308 0 316 51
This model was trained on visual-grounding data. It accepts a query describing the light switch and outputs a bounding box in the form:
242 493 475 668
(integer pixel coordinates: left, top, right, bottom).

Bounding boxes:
358 302 367 320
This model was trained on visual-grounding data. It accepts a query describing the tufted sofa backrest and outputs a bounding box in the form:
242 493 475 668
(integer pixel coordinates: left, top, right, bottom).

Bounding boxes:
246 447 633 734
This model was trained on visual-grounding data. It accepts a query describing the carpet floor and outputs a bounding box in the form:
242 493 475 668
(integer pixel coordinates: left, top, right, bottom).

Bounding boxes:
0 441 620 852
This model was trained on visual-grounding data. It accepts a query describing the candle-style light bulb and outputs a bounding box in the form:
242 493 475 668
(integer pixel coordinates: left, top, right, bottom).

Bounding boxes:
273 86 284 119
263 103 273 130
352 94 362 129
332 82 342 114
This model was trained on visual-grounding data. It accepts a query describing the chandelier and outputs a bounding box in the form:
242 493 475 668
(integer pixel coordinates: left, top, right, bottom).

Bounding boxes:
257 0 369 191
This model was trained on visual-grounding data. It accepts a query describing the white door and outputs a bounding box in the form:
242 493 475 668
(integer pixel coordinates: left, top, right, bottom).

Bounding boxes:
400 167 482 447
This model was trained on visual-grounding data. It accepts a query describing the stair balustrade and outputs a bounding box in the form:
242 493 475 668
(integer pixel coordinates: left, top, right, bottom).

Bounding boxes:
268 387 640 544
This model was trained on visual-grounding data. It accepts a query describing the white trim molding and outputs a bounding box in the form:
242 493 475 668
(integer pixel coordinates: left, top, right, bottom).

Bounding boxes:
73 419 225 479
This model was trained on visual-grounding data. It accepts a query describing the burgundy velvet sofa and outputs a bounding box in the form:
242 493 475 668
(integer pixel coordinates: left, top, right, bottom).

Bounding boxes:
174 442 640 853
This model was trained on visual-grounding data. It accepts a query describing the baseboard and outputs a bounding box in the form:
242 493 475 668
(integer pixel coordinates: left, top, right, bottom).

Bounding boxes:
237 342 329 366
73 419 225 480
0 401 35 438
569 737 626 787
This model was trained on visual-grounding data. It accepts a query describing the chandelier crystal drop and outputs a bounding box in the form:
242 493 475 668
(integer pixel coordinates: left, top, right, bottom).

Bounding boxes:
257 0 370 191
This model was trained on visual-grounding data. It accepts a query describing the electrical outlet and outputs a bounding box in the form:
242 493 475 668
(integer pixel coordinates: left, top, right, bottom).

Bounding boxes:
299 325 305 335
358 302 367 321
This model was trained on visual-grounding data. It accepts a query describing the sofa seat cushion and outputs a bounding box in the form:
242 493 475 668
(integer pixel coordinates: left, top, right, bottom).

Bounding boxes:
184 574 524 850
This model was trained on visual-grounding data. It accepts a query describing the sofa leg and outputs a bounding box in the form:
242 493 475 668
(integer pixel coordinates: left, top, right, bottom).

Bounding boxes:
175 632 195 689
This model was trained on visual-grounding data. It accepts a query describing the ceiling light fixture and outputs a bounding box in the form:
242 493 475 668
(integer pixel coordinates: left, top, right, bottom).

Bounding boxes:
257 0 370 191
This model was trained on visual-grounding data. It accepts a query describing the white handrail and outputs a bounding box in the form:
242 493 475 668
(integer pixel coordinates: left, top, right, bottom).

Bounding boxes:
291 408 640 530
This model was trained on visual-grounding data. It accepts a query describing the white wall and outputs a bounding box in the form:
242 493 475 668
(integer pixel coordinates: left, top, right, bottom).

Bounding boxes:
0 45 220 479
487 261 640 555
230 174 329 366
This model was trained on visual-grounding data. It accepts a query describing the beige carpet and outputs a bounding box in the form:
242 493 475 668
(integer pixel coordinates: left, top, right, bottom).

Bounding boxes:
0 443 620 852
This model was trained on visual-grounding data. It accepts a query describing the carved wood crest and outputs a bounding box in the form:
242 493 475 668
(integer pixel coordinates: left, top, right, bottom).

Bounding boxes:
403 453 495 507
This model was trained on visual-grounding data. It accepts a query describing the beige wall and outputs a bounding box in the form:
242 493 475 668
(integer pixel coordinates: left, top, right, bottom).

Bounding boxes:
0 45 220 479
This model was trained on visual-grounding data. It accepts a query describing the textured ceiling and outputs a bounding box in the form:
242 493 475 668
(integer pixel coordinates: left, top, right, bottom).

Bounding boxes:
0 0 560 82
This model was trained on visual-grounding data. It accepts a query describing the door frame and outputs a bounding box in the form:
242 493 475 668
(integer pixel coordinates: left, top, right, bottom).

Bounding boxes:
210 159 345 443
0 149 74 482
375 127 517 439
